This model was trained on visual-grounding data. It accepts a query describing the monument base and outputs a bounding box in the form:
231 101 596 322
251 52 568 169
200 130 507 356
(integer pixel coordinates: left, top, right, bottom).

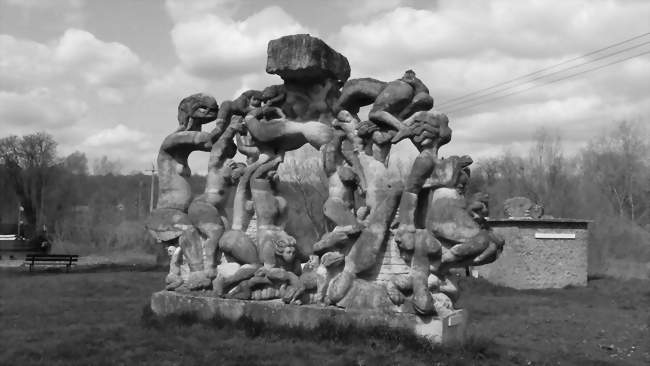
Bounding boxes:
150 291 467 345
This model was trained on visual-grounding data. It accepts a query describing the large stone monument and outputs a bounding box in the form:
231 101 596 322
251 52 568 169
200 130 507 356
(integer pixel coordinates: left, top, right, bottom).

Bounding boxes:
146 34 504 344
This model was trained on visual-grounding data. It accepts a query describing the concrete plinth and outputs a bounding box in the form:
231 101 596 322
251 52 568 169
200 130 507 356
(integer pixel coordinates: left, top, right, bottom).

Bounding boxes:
150 291 467 345
477 218 590 289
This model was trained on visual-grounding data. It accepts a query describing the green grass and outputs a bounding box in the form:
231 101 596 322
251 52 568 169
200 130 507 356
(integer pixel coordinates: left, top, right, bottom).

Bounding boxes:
1 270 648 365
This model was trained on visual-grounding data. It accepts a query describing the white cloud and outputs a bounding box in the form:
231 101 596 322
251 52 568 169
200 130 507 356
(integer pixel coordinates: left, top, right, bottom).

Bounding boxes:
170 6 310 78
1 0 86 29
343 0 404 20
0 30 149 100
0 35 60 91
0 88 88 133
164 0 240 22
145 66 211 98
82 124 147 147
334 0 650 75
54 29 148 88
79 124 156 167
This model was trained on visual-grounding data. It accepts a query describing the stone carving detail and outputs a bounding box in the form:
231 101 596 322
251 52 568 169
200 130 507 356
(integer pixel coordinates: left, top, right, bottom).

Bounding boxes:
146 34 504 319
504 196 544 219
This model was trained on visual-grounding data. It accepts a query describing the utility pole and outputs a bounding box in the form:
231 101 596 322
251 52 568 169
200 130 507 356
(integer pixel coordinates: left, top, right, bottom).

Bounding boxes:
145 164 157 213
137 181 143 219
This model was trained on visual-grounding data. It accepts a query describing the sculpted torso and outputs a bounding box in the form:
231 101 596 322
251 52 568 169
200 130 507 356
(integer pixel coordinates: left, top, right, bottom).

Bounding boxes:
156 93 219 211
157 137 208 210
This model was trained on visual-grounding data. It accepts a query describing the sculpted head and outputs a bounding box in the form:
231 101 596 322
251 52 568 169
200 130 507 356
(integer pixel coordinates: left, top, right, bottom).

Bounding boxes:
402 69 416 83
409 111 452 150
271 232 298 264
261 84 284 103
166 245 177 257
177 93 219 131
227 161 247 183
336 110 356 123
242 90 263 108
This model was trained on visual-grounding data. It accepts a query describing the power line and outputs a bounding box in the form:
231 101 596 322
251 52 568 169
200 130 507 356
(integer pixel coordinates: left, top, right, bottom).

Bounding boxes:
445 49 650 114
437 31 650 108
438 40 650 110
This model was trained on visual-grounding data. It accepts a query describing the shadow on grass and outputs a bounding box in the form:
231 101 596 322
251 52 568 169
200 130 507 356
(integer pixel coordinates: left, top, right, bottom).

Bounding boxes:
140 303 504 364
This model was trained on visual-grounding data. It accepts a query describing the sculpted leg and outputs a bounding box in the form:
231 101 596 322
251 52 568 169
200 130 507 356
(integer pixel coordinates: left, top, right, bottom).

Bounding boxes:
411 230 437 315
327 182 403 303
188 201 225 278
198 223 224 278
179 228 212 290
165 245 184 290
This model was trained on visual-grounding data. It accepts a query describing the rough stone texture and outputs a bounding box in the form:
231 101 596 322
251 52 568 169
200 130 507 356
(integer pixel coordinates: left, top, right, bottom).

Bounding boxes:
266 34 350 82
373 237 410 284
476 219 589 289
151 291 467 345
503 196 544 219
335 279 397 312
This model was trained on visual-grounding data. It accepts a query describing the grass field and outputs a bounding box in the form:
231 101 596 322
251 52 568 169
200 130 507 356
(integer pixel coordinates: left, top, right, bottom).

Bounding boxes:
0 268 648 366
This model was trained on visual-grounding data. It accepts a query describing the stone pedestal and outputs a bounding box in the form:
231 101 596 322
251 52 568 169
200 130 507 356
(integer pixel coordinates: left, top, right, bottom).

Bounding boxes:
477 218 590 289
150 291 467 345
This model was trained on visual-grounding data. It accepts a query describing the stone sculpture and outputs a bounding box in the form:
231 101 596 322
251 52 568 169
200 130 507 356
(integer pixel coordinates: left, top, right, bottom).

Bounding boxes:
504 196 544 219
147 34 504 324
146 93 220 244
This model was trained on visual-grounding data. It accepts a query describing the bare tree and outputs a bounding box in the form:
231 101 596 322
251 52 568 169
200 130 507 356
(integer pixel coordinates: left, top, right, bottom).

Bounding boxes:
582 120 649 222
0 132 58 227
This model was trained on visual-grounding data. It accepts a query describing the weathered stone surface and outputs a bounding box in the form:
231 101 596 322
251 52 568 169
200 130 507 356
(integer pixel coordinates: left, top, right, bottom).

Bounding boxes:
503 196 544 219
476 219 589 289
151 291 468 345
334 279 396 312
266 34 350 82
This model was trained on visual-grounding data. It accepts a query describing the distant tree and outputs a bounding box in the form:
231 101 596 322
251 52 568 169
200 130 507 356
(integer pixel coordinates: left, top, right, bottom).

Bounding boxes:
0 132 58 227
581 120 649 223
63 151 88 175
93 155 122 175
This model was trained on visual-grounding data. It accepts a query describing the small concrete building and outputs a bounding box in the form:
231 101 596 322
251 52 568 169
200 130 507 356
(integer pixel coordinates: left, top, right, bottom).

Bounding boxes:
476 218 590 289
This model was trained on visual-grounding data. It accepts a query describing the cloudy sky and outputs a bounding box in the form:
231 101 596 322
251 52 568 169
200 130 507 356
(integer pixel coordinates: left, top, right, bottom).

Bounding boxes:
1 0 648 173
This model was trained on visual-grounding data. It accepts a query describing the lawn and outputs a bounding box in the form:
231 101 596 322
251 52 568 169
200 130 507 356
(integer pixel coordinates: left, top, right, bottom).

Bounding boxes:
0 268 648 366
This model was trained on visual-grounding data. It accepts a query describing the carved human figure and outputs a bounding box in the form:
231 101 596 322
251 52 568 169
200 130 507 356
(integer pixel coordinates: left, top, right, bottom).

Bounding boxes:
243 106 333 169
261 84 286 109
165 245 184 290
146 93 220 243
388 112 503 313
180 117 258 290
390 111 499 315
369 70 434 142
333 71 434 164
226 230 303 303
394 111 453 252
215 90 263 131
326 181 403 304
321 110 367 229
386 229 442 315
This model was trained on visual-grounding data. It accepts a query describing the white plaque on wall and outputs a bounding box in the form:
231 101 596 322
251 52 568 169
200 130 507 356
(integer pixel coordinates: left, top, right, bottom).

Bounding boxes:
534 232 576 239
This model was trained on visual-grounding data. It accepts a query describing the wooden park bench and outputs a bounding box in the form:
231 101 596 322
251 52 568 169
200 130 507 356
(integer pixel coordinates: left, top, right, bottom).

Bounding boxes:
24 254 79 272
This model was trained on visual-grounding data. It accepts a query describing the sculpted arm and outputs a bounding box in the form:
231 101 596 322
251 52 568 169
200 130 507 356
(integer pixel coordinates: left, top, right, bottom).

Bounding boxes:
161 131 213 152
